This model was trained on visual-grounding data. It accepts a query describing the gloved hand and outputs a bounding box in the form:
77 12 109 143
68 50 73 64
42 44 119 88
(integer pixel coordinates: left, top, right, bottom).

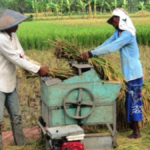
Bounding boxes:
38 66 49 76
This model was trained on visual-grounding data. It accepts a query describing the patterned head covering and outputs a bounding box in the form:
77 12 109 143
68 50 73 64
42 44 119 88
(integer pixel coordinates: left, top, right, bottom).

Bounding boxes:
0 9 27 31
107 8 136 36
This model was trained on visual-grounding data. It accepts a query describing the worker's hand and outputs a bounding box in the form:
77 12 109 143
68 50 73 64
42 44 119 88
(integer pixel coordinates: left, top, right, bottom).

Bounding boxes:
38 66 49 77
81 52 89 60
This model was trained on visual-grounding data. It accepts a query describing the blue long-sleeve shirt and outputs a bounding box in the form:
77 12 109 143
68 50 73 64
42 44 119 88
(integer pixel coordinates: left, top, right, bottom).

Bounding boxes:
91 30 143 81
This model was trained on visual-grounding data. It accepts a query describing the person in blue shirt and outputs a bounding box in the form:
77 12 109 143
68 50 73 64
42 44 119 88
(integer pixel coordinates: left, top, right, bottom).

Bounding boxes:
82 8 143 139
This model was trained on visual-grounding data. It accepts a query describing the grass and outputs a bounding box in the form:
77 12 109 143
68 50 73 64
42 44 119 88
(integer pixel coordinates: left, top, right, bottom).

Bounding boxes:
5 139 45 150
4 124 150 150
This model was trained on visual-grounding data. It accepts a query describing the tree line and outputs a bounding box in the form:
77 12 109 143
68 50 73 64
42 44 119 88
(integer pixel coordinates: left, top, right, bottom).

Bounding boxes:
0 0 150 15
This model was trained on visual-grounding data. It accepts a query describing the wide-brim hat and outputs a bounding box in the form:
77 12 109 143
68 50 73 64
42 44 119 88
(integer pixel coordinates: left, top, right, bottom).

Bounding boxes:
0 9 27 31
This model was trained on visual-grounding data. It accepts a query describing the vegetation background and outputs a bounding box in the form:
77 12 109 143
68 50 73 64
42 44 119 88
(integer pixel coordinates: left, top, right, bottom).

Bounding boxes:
0 0 150 16
1 0 150 150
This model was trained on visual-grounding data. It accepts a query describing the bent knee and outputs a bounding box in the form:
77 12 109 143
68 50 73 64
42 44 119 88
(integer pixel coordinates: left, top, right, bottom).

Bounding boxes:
11 115 22 125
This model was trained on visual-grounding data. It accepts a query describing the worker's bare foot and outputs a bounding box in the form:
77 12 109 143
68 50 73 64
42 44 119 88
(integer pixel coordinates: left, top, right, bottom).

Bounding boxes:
127 133 141 139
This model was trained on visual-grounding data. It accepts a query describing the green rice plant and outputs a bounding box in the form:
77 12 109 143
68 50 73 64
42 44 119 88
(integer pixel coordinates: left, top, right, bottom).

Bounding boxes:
136 25 150 46
17 22 114 50
28 35 36 49
15 17 150 50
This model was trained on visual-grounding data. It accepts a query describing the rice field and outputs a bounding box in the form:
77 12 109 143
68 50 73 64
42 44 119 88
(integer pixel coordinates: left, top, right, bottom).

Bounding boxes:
17 16 150 50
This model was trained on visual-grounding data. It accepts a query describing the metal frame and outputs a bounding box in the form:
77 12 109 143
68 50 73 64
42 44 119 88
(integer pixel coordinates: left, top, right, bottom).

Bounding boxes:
39 64 119 148
40 99 117 147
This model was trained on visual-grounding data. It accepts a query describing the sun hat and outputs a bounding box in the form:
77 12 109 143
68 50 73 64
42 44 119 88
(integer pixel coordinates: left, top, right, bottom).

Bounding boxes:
107 8 136 36
0 8 27 31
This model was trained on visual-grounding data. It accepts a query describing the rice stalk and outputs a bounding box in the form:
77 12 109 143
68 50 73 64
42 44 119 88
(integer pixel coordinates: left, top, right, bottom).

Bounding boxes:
116 81 150 130
25 67 75 80
22 56 75 80
88 57 124 82
48 38 83 61
142 82 150 125
50 38 124 82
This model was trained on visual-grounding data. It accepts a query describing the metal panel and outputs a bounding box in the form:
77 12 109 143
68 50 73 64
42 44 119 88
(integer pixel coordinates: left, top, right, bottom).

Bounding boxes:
41 101 49 124
60 69 100 84
51 108 78 126
82 133 112 150
81 105 113 124
40 68 121 147
49 105 113 126
46 125 83 139
41 82 121 107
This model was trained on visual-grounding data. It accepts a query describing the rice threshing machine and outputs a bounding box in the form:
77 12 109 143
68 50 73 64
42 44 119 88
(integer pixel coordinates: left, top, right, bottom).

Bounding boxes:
38 63 122 150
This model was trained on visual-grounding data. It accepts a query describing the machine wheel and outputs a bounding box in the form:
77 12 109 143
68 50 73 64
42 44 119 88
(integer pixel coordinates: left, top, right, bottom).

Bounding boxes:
63 87 95 119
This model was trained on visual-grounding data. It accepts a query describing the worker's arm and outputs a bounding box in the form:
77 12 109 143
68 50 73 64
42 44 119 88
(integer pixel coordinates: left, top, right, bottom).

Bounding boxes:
82 31 117 60
94 31 116 50
90 31 133 56
0 37 48 76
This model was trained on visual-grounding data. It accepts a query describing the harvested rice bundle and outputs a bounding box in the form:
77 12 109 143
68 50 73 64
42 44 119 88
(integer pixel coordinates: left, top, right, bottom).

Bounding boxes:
49 38 83 61
22 57 75 80
25 68 75 80
48 68 75 79
88 57 123 81
50 38 124 82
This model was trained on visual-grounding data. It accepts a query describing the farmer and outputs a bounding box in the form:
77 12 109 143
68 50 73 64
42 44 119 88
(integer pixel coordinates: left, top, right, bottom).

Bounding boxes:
0 9 49 149
82 8 143 139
